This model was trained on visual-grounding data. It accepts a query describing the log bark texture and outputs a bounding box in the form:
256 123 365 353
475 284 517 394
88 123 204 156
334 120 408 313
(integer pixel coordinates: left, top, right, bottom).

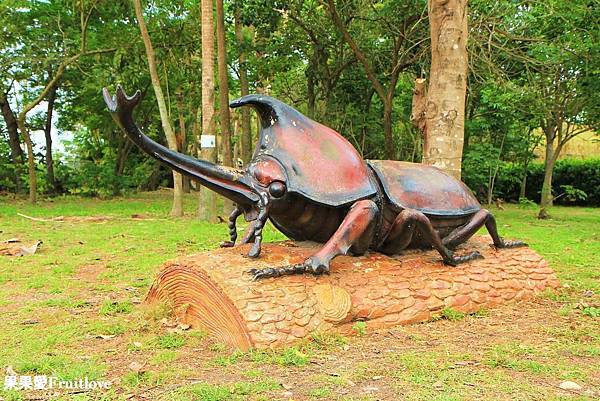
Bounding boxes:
146 236 559 350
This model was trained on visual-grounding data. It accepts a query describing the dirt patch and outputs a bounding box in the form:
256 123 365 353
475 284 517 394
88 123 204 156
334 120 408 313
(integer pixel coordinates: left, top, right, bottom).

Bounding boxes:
75 263 108 283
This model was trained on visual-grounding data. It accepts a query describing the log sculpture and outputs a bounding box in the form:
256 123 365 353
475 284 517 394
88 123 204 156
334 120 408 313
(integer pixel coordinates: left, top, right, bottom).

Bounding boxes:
146 236 559 350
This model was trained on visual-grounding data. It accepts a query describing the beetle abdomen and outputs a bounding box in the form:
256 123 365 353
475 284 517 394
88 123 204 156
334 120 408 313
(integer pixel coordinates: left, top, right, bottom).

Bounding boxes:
368 160 481 217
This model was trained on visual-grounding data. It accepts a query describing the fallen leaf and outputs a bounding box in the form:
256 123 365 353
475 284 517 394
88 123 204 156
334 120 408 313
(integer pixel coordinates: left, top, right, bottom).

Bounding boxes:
6 366 17 375
21 319 40 325
178 323 191 330
372 376 384 380
128 361 147 374
161 318 177 328
433 380 444 390
132 342 143 348
97 334 116 340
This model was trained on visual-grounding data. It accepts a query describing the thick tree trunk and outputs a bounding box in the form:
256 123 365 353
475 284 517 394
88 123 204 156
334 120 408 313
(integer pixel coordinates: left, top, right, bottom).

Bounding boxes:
421 0 468 180
0 93 24 191
44 85 58 193
134 0 183 217
234 11 252 164
199 0 218 222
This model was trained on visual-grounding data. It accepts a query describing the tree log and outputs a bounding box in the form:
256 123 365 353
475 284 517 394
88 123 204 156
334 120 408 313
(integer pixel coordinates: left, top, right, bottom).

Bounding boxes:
146 236 559 350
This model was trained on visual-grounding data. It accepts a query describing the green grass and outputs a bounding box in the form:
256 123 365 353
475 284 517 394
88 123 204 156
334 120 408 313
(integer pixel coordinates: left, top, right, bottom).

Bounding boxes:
0 192 598 400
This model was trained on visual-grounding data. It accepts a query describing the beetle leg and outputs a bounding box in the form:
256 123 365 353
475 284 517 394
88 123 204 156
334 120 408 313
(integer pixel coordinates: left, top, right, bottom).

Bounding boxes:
249 199 378 280
380 209 483 266
442 209 527 250
238 219 257 245
220 205 242 248
247 204 269 258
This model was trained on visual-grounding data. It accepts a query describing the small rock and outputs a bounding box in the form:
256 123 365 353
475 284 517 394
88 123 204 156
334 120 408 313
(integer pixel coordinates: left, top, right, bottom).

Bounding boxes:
342 344 350 351
21 319 40 325
372 375 384 380
558 381 582 391
281 391 293 397
362 386 379 393
132 342 143 348
433 380 444 390
281 383 293 390
178 323 191 330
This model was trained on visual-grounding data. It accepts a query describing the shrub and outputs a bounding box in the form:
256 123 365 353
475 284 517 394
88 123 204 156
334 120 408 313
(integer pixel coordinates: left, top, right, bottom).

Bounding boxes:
463 158 600 206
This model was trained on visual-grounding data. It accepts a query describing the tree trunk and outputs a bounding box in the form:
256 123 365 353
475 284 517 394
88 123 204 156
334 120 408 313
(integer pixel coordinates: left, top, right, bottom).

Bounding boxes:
234 11 252 164
16 118 37 203
538 138 555 219
44 85 58 193
176 89 191 193
133 0 183 217
199 0 218 222
216 0 233 214
382 99 394 159
421 0 468 180
0 92 24 191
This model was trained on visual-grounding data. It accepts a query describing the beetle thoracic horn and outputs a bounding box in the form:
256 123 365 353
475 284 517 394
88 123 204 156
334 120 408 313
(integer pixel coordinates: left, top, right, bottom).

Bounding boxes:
103 86 259 206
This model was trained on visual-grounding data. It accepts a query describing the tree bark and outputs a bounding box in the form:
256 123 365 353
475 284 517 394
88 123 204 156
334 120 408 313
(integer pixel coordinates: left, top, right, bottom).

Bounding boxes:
0 92 23 191
216 0 233 214
420 0 468 180
326 0 401 159
176 88 191 193
44 84 58 193
199 0 218 222
234 10 252 164
538 137 555 219
133 0 183 217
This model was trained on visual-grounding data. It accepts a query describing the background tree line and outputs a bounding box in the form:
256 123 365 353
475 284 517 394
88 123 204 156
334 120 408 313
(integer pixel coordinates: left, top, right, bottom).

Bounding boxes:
0 0 598 219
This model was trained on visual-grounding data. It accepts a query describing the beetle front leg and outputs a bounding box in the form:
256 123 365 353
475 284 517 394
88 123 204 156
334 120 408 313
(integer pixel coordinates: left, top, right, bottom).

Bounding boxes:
220 205 242 248
249 199 378 280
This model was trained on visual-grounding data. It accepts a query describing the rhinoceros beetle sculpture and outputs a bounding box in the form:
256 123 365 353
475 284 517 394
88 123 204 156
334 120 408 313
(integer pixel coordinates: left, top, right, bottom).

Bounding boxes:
103 86 525 279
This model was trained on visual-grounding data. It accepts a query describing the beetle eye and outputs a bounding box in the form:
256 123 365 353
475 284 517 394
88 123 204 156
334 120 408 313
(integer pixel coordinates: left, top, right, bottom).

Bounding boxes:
268 181 286 198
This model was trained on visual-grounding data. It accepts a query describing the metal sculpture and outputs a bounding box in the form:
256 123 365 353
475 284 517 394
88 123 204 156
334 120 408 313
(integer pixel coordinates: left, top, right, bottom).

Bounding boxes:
103 86 525 280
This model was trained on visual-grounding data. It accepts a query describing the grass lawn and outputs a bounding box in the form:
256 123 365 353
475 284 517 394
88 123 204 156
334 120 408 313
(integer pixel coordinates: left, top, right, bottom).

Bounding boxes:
0 190 598 400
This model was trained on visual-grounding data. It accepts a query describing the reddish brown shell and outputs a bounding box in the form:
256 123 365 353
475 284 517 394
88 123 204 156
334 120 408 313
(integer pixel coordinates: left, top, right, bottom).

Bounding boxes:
368 160 481 216
231 95 376 206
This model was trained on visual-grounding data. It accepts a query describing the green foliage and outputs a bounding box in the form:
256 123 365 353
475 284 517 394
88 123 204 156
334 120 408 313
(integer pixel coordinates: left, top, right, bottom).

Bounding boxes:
581 307 600 318
352 321 367 336
99 300 134 316
440 308 466 321
463 158 600 206
156 333 186 350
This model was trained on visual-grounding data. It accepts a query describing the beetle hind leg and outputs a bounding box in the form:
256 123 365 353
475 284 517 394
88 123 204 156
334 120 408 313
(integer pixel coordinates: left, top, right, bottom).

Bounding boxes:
442 209 527 250
380 209 483 266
